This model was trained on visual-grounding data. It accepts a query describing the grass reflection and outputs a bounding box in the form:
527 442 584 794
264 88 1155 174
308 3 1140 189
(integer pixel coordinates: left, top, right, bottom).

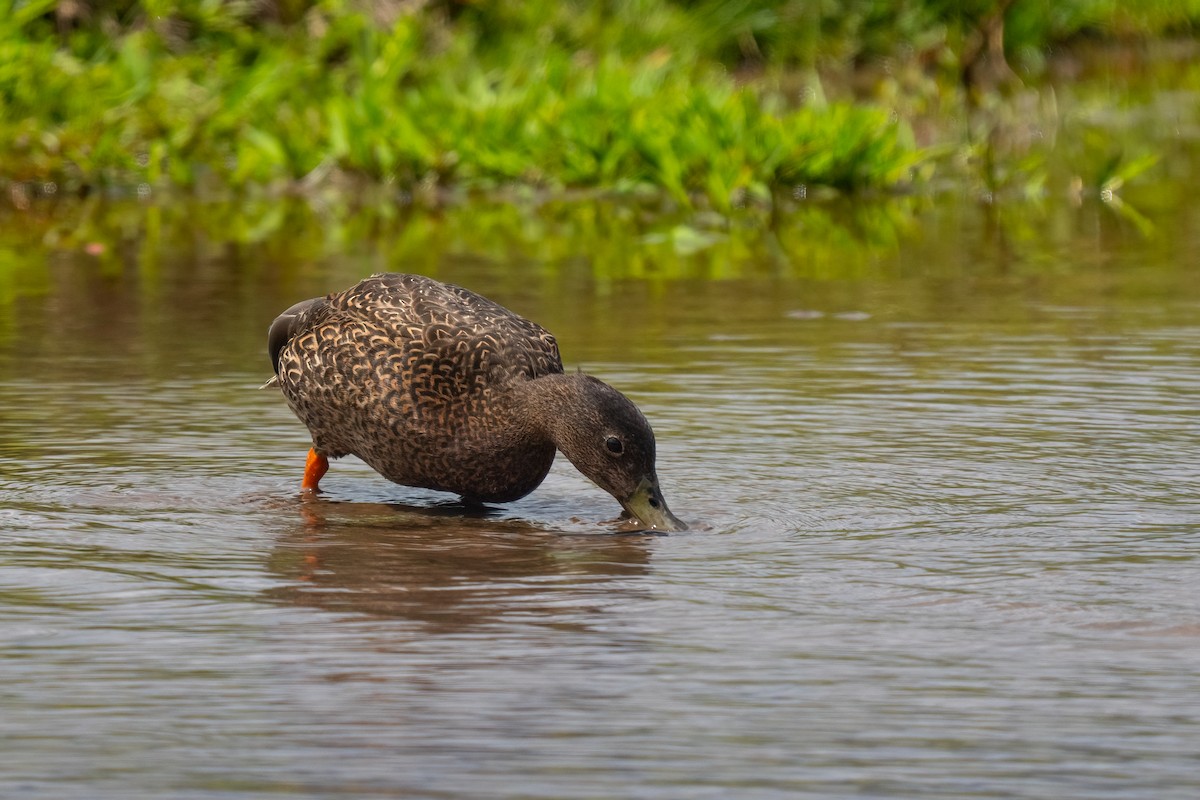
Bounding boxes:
0 172 1195 392
0 183 1177 300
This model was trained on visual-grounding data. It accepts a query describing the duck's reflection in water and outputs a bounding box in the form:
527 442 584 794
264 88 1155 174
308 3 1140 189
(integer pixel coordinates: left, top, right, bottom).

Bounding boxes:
265 497 655 629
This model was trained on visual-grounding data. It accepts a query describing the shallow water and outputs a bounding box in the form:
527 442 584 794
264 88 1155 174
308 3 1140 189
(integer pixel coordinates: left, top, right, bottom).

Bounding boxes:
1 192 1199 799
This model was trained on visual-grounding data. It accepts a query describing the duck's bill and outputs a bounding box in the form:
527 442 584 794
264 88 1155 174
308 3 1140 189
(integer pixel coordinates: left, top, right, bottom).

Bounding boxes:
621 476 687 532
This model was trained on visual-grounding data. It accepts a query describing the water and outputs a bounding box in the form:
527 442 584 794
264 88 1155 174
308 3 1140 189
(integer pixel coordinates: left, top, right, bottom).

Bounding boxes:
1 192 1198 799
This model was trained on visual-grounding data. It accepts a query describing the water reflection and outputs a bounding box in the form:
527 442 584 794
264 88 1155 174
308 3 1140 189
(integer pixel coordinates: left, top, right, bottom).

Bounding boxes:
266 498 654 627
1 193 1199 799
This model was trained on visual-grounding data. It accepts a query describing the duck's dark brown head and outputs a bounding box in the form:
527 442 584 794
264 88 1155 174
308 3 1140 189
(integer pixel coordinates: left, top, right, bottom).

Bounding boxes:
541 374 686 532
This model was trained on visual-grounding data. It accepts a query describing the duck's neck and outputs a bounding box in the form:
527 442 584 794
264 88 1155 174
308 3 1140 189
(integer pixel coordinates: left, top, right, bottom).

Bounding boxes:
441 375 586 504
505 372 593 447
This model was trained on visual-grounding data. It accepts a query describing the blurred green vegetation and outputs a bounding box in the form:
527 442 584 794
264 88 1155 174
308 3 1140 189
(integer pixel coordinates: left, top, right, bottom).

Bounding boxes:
0 0 921 208
1 0 1197 209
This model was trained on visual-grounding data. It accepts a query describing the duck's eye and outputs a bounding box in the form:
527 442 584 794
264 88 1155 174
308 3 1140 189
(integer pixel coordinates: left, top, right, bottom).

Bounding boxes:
605 436 624 455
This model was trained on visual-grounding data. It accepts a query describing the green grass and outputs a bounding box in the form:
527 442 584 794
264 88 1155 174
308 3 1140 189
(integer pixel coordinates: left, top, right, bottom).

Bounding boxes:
1 0 1196 208
0 0 921 207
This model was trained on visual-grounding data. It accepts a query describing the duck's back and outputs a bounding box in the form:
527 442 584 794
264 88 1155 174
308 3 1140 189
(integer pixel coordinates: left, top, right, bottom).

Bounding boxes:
272 273 563 497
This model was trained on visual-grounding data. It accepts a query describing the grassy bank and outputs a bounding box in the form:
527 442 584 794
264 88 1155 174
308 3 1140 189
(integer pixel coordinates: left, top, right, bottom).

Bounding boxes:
2 0 1198 209
1 0 921 208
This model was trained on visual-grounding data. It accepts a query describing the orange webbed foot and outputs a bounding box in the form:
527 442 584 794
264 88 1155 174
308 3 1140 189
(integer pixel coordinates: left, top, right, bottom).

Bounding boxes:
302 448 329 493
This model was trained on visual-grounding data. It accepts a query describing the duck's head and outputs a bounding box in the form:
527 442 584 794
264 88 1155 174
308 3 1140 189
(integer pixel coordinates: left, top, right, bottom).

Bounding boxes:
546 375 686 532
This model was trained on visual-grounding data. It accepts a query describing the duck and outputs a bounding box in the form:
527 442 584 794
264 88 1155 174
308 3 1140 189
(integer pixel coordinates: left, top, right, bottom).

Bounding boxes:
266 273 685 531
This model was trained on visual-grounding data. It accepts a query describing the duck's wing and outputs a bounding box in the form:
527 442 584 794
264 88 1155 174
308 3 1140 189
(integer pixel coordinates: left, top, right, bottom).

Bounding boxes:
341 273 563 384
269 274 563 399
267 296 325 377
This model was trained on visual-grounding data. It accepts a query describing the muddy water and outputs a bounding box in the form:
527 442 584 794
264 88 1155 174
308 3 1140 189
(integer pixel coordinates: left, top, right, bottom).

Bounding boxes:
1 193 1198 798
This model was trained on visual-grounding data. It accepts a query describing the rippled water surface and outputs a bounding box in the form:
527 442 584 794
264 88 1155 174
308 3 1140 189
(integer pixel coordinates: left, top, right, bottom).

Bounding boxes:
1 195 1198 799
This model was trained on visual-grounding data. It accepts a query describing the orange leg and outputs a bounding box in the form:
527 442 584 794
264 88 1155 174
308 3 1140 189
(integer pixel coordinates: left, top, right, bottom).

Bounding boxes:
302 448 329 493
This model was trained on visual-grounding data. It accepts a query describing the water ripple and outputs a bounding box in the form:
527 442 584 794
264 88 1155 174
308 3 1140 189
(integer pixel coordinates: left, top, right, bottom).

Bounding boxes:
2 268 1199 798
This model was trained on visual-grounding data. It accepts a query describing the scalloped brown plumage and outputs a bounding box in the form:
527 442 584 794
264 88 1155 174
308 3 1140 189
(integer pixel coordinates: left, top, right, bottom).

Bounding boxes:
268 273 685 531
